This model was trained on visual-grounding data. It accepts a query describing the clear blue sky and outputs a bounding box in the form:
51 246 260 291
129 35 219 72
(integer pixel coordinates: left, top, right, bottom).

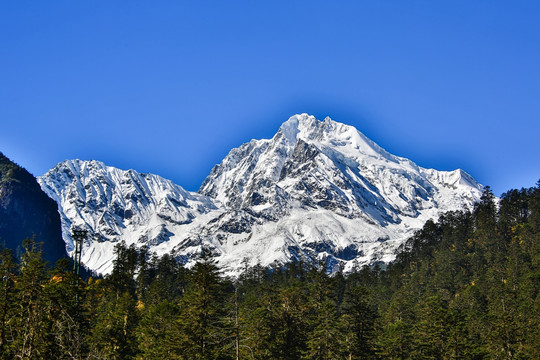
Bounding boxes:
1 1 539 195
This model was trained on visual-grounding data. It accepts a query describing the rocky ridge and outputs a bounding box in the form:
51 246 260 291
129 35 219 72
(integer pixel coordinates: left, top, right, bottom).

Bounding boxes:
39 114 483 274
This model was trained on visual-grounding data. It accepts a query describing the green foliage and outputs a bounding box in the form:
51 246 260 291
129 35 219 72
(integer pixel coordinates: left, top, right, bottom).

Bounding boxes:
339 285 377 359
376 182 540 359
0 248 16 359
1 182 539 359
89 292 139 360
169 254 231 359
137 300 179 359
0 152 34 186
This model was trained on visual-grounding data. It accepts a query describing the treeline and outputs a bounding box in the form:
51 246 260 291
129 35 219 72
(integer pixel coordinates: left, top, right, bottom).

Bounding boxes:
0 183 539 359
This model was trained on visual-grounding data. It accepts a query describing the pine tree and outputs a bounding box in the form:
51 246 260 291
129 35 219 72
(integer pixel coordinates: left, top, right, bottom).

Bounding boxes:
238 281 277 360
0 248 16 359
89 291 140 360
378 288 416 359
109 242 139 297
12 238 48 359
303 298 340 360
339 285 377 359
136 300 179 359
303 264 341 360
41 258 88 359
144 253 186 304
412 295 450 359
170 252 230 359
272 283 308 360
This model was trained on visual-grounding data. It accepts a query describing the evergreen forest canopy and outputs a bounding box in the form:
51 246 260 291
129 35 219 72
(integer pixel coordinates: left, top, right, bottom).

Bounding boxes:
0 183 539 359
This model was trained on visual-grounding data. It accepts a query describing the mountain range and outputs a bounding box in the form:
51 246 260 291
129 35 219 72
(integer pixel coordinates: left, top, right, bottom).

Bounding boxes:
38 114 484 275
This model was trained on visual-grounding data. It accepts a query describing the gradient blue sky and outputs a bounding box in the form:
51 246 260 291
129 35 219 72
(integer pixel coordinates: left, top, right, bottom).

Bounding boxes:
1 1 539 195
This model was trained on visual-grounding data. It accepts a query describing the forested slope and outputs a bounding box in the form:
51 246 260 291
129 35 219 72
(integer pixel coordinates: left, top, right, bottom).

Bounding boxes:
0 183 538 359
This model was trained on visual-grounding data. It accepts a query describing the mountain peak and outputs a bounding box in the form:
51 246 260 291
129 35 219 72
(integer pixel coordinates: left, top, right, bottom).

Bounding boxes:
39 159 218 274
277 114 393 163
278 113 319 144
40 114 484 275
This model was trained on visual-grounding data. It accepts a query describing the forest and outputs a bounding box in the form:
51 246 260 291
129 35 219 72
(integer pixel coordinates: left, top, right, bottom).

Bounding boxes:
0 183 538 359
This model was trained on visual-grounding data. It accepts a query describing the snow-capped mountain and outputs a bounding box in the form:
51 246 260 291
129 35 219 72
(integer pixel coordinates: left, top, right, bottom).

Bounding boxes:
39 114 484 275
198 114 483 272
38 160 219 274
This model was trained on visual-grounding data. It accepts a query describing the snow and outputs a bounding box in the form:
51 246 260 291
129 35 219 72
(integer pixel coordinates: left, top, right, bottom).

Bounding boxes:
39 114 484 276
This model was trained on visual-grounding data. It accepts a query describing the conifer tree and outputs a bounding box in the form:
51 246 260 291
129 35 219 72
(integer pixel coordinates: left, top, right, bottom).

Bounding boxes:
272 283 308 360
41 258 88 359
88 242 141 359
0 248 16 359
136 300 179 359
339 285 377 359
303 264 341 360
412 295 450 359
144 253 186 304
89 291 139 360
109 242 139 297
170 252 230 359
238 280 278 360
12 238 48 359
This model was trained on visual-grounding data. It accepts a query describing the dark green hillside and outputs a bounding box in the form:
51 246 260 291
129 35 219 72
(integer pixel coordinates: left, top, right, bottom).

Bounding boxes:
374 184 540 359
0 152 67 264
0 181 538 359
